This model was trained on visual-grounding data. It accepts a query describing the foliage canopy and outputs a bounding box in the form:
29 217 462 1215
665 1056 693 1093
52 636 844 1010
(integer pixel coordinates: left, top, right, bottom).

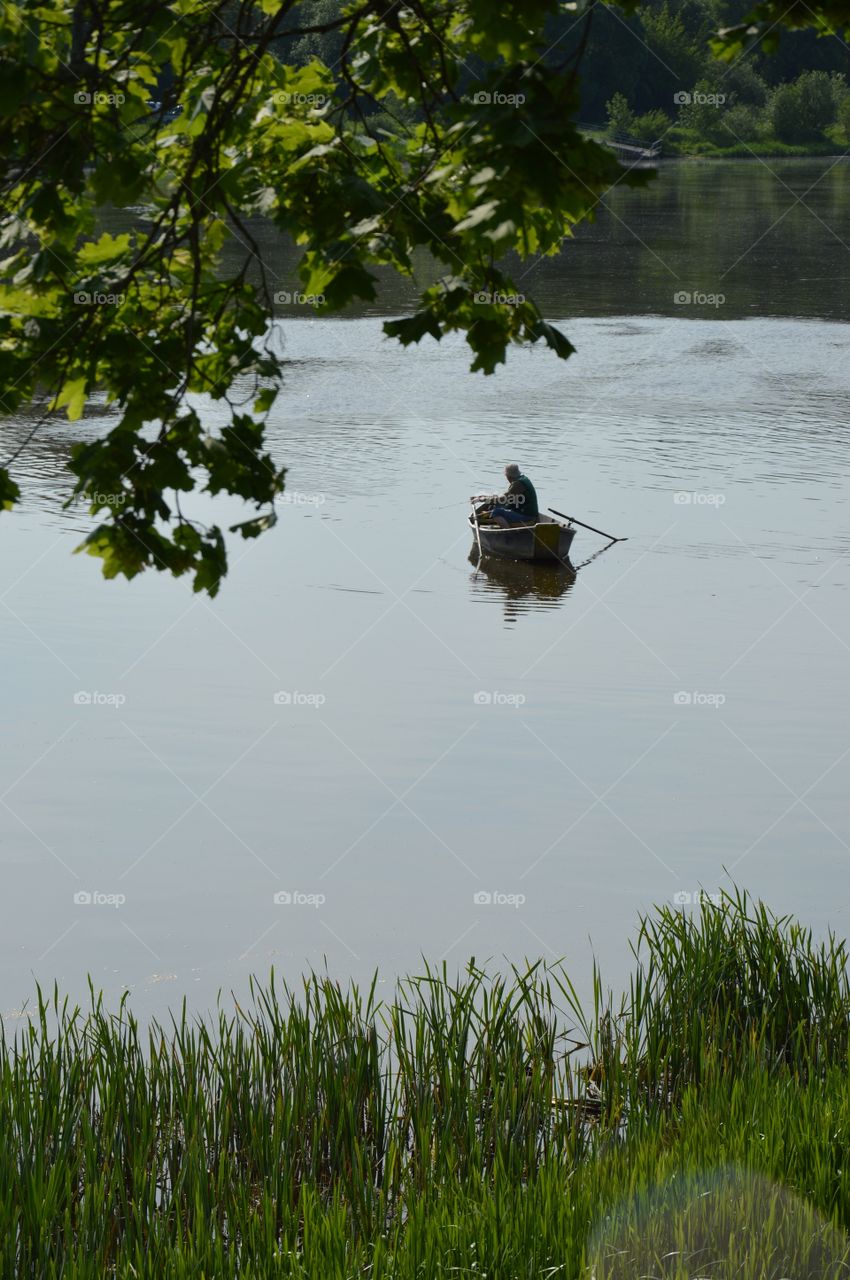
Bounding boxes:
0 0 843 591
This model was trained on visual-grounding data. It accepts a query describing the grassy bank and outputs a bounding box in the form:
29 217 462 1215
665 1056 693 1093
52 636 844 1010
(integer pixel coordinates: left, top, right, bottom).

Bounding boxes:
5 891 850 1277
581 125 846 160
663 135 846 159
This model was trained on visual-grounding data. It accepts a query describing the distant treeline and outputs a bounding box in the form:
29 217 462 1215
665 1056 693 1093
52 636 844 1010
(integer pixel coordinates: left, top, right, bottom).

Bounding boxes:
263 0 850 153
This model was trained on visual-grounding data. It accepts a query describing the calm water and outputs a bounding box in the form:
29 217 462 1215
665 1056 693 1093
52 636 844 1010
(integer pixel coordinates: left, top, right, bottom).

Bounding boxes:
2 159 849 1019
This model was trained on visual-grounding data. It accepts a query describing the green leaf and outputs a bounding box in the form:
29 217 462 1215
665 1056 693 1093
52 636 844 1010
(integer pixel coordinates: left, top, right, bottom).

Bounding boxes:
254 387 278 415
230 513 276 539
53 376 87 422
383 312 442 347
0 467 20 512
78 232 132 266
532 320 576 361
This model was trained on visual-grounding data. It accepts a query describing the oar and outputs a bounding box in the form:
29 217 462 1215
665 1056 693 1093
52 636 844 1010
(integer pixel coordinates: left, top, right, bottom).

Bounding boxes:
548 508 627 543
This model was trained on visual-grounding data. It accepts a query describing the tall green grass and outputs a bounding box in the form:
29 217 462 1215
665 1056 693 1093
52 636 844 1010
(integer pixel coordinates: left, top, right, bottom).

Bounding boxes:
4 890 850 1277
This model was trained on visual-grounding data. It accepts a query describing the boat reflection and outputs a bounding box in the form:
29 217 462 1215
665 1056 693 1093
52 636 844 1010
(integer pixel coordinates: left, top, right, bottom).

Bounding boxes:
468 549 577 624
468 539 621 624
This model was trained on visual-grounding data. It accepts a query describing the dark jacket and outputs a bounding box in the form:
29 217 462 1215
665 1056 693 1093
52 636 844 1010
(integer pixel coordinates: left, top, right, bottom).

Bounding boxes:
501 474 538 520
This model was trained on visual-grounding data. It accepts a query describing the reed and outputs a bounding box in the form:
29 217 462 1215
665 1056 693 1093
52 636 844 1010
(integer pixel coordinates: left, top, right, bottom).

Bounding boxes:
3 891 850 1277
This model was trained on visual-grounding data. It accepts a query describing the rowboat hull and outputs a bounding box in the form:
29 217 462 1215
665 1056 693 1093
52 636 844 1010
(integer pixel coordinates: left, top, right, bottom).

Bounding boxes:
469 513 576 565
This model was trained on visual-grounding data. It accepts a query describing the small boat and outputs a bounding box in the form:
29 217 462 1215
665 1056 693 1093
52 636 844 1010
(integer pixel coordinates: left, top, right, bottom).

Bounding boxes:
468 511 576 566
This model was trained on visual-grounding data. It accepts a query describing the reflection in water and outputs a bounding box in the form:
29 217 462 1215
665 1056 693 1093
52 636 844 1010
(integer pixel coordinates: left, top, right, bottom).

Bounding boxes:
96 157 850 323
468 538 626 626
469 549 577 625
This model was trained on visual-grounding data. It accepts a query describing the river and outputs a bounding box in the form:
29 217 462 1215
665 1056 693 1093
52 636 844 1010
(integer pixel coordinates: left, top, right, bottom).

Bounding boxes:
1 158 849 1019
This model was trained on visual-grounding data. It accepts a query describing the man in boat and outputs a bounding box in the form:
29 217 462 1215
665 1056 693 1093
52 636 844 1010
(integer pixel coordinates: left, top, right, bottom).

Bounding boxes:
472 464 539 527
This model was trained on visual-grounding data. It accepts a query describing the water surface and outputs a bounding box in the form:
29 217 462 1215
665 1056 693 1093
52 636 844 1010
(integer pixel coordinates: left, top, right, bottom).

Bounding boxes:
2 158 849 1019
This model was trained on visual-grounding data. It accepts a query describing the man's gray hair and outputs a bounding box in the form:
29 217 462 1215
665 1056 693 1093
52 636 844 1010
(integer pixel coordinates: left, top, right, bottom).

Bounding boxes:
505 463 521 480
